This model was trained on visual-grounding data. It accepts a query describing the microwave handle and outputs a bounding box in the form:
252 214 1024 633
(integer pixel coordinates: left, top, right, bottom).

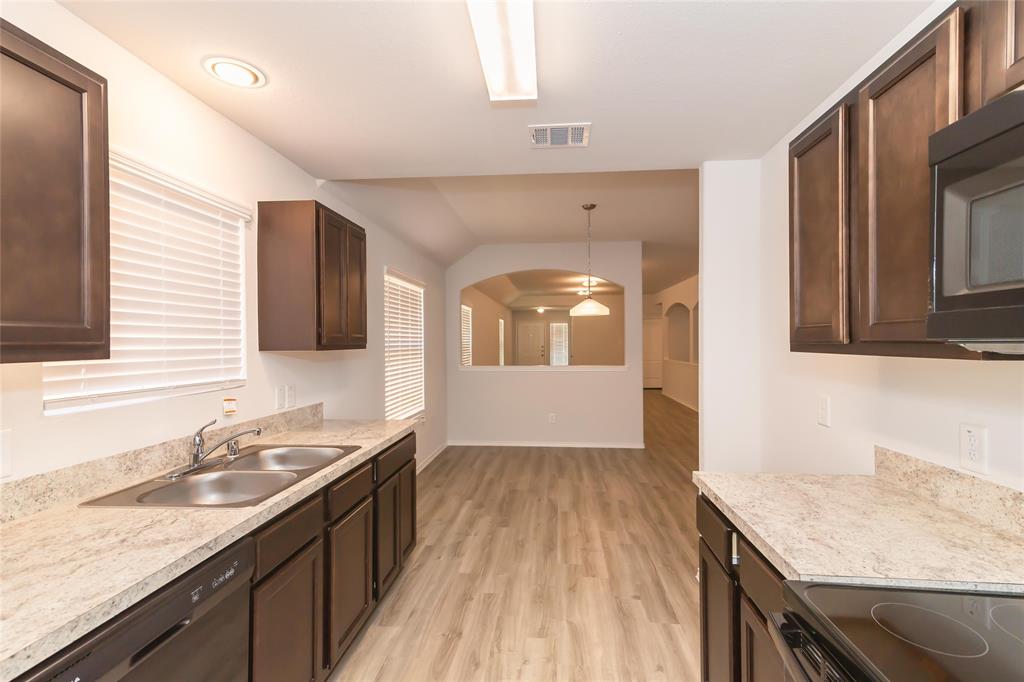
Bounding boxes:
767 612 814 682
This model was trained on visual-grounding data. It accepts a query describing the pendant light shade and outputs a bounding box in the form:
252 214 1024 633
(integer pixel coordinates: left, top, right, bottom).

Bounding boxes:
570 296 610 317
570 203 610 317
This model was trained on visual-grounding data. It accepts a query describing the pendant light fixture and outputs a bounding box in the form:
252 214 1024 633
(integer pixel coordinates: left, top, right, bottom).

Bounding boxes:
570 203 610 317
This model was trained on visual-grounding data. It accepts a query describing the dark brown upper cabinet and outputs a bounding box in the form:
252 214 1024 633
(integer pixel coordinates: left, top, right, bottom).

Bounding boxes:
258 200 367 351
855 8 963 343
0 20 109 364
789 103 850 345
965 0 1024 111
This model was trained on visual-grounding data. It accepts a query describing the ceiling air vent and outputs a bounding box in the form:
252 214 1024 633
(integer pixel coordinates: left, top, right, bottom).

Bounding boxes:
529 123 591 148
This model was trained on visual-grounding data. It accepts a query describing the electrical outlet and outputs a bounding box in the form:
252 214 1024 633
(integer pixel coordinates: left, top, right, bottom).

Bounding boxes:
816 395 831 428
274 386 285 410
959 424 988 474
548 412 557 424
285 385 296 408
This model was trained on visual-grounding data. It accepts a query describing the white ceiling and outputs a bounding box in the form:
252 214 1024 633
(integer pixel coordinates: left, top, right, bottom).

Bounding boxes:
62 0 930 180
329 170 699 291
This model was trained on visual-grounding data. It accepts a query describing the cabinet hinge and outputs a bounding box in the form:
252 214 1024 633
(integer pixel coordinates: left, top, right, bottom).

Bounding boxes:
730 532 740 566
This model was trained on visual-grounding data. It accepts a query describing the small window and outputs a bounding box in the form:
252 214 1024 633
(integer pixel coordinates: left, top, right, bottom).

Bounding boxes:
384 270 425 419
43 154 248 413
549 322 569 366
460 304 473 367
498 318 505 366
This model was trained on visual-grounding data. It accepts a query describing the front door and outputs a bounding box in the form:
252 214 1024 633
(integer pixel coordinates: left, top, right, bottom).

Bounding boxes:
643 318 663 388
516 321 546 365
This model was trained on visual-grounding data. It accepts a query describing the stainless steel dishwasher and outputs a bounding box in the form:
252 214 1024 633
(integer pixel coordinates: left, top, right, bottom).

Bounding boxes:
20 538 254 682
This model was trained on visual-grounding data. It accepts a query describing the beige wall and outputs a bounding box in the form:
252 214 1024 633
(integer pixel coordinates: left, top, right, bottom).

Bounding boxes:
650 275 699 411
570 294 625 365
460 286 512 366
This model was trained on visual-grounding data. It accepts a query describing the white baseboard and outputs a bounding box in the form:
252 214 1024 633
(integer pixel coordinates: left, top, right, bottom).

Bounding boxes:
446 440 645 450
416 442 449 472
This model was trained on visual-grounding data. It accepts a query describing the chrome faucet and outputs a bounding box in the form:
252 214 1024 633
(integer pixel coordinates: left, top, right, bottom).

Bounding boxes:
167 419 263 479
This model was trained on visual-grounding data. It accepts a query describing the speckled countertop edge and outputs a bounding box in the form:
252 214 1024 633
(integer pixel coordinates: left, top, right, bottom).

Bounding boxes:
0 419 415 681
693 470 1024 596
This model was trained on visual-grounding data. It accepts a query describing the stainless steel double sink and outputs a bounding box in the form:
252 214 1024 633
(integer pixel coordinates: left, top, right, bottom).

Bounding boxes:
82 445 360 509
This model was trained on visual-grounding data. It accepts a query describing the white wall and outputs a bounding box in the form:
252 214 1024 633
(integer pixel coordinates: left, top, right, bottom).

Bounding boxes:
650 275 700 411
699 162 763 472
754 0 1024 492
0 0 447 480
446 242 644 448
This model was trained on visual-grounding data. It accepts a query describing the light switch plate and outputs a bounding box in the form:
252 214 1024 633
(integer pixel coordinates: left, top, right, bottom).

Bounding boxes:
816 395 831 428
959 424 988 474
285 385 296 408
274 386 285 410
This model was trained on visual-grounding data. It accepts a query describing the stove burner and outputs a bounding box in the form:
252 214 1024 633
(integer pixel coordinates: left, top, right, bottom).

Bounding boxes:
991 603 1024 645
870 602 990 658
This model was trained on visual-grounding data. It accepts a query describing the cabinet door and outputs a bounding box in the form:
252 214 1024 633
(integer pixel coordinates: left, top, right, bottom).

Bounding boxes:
375 472 401 599
398 460 417 562
699 539 737 682
1006 1 1024 89
317 206 348 348
343 223 367 348
327 496 374 666
252 538 325 682
739 595 786 682
855 9 963 342
789 104 849 344
0 20 109 363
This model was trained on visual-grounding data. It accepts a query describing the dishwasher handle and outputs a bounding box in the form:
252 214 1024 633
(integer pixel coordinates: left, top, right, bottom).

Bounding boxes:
128 616 192 668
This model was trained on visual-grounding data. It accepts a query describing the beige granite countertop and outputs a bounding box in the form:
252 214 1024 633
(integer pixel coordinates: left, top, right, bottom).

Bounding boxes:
0 419 415 681
693 469 1024 595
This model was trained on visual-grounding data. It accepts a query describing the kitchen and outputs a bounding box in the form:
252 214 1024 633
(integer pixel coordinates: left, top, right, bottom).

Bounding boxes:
1 1 1022 681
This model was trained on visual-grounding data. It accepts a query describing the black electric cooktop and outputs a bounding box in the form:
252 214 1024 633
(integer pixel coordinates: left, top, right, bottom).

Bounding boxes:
785 582 1024 682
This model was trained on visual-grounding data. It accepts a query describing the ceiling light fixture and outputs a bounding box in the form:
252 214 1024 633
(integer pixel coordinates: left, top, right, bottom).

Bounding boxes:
570 204 610 318
202 56 267 88
536 307 546 314
465 0 537 101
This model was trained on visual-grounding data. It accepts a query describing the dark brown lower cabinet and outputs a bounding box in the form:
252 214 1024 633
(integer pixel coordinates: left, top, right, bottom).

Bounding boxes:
398 460 417 561
252 538 325 682
739 595 786 682
699 539 737 682
375 471 401 599
328 496 375 666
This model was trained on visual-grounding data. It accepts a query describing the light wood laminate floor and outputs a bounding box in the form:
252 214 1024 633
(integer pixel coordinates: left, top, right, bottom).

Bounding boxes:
331 390 701 681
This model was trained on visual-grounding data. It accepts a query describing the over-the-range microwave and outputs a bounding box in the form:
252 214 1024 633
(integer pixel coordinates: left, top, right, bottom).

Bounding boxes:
928 90 1024 352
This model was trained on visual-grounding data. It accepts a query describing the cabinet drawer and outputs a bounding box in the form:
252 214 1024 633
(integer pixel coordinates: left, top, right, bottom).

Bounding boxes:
254 494 324 582
327 462 373 522
375 433 415 483
697 495 736 574
737 537 785 619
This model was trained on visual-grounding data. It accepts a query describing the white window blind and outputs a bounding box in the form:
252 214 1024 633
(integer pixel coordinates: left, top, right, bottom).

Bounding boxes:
550 322 569 366
43 153 249 413
460 305 473 367
498 318 505 366
384 271 425 419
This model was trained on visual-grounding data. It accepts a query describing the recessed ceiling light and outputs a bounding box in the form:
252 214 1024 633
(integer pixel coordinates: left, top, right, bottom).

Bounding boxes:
536 307 546 314
465 0 537 101
580 276 604 288
202 56 267 88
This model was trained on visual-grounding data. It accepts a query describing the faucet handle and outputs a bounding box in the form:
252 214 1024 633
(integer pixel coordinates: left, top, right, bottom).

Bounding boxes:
192 419 217 454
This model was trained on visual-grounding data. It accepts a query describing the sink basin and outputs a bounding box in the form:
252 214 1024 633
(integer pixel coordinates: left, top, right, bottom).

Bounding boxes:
224 446 355 472
136 471 297 507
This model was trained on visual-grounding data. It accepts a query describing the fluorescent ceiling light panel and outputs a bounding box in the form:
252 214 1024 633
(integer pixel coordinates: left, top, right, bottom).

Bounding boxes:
466 0 537 101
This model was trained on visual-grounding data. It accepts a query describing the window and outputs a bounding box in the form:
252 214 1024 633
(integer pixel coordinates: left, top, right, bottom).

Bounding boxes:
384 270 425 419
498 318 505 366
460 305 473 367
43 153 248 413
550 322 569 366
